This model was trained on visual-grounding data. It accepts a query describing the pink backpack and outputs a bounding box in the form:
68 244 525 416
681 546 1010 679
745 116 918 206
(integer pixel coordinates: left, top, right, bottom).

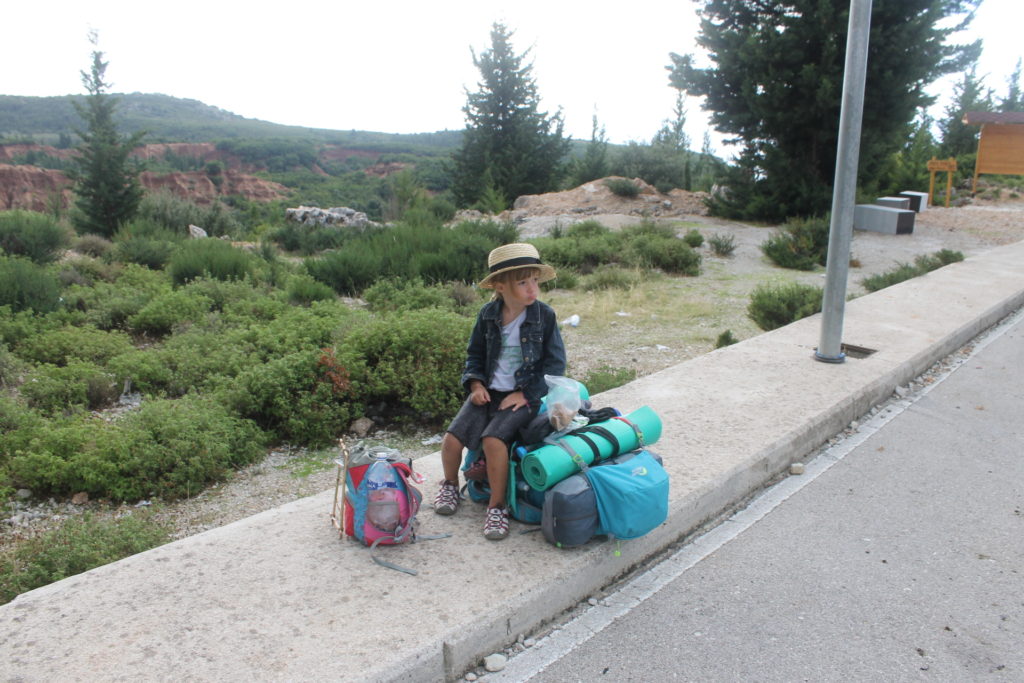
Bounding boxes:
334 443 447 575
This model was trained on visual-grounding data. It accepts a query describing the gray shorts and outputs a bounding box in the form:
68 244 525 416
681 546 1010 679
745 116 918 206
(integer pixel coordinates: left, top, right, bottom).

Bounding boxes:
446 391 538 452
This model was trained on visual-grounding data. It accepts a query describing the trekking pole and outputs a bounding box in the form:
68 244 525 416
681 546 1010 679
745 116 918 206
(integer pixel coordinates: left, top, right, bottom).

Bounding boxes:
334 437 352 539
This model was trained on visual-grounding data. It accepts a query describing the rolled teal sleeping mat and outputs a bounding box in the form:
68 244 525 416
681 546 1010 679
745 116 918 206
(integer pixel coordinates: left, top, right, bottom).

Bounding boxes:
520 405 662 490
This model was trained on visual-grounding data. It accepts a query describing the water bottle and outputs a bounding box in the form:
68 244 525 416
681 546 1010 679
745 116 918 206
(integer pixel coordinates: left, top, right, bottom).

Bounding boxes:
364 456 401 532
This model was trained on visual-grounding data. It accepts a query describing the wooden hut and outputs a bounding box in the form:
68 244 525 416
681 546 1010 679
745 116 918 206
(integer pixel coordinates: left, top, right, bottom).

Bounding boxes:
962 111 1024 194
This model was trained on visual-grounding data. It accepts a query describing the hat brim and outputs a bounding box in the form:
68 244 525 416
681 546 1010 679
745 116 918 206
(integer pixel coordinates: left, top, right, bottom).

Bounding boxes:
478 263 557 289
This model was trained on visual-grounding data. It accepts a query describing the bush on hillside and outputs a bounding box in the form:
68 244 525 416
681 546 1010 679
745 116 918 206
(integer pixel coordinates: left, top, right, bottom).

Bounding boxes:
338 308 472 424
605 178 640 197
0 211 70 264
167 239 253 286
0 257 61 314
747 281 823 331
19 361 119 415
760 216 830 270
6 395 266 501
14 325 134 367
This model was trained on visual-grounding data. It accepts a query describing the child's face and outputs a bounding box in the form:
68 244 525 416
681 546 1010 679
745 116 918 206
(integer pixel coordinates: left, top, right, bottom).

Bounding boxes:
495 272 540 309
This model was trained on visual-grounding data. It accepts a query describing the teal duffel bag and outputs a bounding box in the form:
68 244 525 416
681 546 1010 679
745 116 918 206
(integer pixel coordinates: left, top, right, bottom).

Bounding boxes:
541 449 668 547
590 449 669 539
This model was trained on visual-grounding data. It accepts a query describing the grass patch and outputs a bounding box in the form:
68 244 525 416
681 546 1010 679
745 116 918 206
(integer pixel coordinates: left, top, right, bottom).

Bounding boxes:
1 512 170 605
860 250 964 293
580 365 638 394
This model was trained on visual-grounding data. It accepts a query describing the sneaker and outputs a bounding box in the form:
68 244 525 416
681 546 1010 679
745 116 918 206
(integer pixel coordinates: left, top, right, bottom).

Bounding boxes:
434 480 460 515
483 506 510 541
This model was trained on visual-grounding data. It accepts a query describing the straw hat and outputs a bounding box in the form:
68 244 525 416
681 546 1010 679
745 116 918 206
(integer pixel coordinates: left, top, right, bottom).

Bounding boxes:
478 243 557 289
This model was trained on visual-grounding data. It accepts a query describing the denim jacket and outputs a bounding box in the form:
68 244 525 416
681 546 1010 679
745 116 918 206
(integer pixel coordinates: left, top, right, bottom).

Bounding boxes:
461 299 567 408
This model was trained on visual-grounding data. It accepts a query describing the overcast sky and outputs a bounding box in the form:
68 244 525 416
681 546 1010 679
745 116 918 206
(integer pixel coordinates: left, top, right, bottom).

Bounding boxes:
3 0 1021 155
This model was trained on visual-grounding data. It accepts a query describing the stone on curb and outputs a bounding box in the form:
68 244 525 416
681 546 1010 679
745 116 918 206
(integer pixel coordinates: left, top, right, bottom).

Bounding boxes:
483 653 507 672
464 673 478 681
790 463 806 475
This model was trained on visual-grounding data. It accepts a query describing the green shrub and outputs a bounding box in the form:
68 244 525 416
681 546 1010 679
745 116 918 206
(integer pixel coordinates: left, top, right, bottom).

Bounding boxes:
708 233 737 257
270 222 350 255
228 347 357 446
760 216 830 270
305 219 504 294
0 257 61 313
8 396 266 501
20 360 119 413
544 267 579 290
605 178 640 198
128 290 213 336
112 236 176 270
0 512 170 605
15 325 134 367
682 228 704 248
137 191 242 237
247 300 366 361
74 233 113 258
567 220 613 239
363 277 452 313
285 274 336 306
715 329 739 348
860 263 920 293
167 239 253 286
338 308 472 424
58 255 118 287
19 361 119 415
627 235 701 275
0 210 70 264
0 343 26 388
63 265 170 330
581 365 637 394
860 249 965 293
582 266 642 291
428 196 457 222
747 281 823 331
532 232 621 274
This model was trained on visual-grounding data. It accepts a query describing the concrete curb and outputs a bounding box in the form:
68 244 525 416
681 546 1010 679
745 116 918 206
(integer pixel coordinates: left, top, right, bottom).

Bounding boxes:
2 240 1023 682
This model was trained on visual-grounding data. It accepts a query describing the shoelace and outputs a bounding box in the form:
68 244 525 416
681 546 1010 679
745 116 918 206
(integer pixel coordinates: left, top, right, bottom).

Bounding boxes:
484 508 508 531
435 483 459 506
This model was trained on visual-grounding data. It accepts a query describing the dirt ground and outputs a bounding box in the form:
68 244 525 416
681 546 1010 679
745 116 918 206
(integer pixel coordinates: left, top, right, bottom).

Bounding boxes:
506 181 1024 380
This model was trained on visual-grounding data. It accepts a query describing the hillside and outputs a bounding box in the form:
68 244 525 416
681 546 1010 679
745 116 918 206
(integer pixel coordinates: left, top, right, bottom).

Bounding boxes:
0 93 463 150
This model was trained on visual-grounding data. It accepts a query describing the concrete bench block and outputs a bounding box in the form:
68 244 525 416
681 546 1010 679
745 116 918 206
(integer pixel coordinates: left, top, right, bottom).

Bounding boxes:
898 191 929 212
876 196 912 210
854 204 915 235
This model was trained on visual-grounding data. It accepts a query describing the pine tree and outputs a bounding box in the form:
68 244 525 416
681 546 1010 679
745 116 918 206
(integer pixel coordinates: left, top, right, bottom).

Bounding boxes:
998 58 1024 112
69 33 145 237
938 66 993 158
669 0 981 221
569 114 610 186
451 23 570 209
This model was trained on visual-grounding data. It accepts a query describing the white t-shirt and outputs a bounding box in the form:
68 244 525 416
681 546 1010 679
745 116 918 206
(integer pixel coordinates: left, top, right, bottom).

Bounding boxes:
489 309 526 391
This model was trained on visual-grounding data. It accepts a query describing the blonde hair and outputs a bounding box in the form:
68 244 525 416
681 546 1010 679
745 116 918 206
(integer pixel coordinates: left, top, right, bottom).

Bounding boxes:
489 266 543 301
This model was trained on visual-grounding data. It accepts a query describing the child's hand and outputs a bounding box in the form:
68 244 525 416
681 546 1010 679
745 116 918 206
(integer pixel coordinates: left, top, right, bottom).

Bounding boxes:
499 391 528 412
470 382 491 405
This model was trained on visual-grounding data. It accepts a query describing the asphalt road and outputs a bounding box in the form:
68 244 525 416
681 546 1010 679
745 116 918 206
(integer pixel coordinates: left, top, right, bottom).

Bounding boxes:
506 312 1024 682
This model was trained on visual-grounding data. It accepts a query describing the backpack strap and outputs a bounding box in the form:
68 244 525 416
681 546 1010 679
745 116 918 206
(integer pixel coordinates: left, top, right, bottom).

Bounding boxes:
612 415 646 448
368 462 451 575
554 438 591 474
569 424 621 460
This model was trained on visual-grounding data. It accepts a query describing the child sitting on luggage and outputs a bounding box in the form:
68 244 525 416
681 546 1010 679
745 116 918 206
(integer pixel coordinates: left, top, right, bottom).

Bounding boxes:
434 243 566 540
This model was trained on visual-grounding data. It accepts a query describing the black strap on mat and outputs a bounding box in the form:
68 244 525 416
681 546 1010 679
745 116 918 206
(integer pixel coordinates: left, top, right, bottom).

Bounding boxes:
570 425 621 458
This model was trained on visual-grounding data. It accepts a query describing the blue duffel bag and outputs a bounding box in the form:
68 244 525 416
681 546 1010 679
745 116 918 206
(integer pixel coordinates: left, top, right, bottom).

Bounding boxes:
541 449 668 548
